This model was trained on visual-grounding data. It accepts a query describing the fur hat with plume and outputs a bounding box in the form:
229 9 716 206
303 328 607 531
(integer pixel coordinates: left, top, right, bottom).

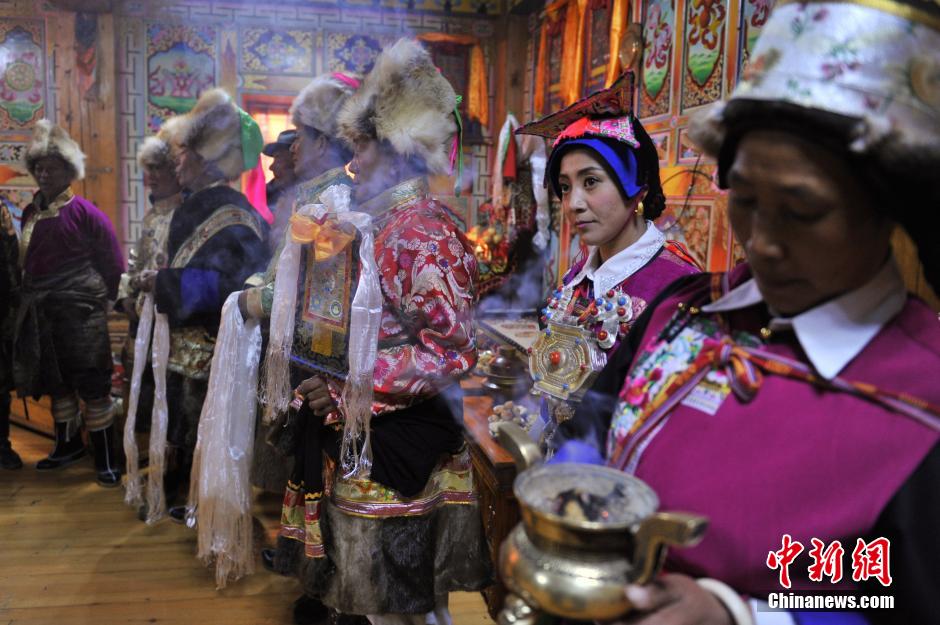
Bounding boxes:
338 38 458 175
291 73 359 137
25 119 86 180
177 88 245 181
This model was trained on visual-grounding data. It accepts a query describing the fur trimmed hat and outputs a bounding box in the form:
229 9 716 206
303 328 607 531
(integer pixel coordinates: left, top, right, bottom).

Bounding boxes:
291 73 360 137
177 88 262 181
338 38 458 175
25 119 86 181
137 115 186 170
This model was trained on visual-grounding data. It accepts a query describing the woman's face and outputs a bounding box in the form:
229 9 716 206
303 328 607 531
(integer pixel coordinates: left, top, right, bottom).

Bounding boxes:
557 149 639 250
728 130 893 316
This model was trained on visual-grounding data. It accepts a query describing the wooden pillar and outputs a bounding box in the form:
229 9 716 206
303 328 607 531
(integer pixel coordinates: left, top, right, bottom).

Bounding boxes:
48 10 122 242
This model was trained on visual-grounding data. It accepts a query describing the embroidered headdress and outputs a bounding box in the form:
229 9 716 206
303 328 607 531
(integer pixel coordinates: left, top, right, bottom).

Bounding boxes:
517 72 661 207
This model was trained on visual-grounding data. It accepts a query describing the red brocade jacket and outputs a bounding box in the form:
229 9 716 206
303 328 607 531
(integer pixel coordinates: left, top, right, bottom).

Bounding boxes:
356 177 478 415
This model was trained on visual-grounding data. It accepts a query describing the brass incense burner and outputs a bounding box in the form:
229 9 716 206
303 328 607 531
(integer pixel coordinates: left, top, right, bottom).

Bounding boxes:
495 423 708 623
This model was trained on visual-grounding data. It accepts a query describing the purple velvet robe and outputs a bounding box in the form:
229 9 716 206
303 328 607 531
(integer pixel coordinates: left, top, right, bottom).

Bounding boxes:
21 194 125 299
610 264 940 599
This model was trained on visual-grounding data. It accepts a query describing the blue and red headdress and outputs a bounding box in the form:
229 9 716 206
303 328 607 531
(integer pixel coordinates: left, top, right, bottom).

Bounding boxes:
516 72 646 200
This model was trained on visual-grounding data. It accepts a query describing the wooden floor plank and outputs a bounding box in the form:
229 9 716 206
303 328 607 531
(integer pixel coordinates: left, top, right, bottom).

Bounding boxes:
0 427 495 624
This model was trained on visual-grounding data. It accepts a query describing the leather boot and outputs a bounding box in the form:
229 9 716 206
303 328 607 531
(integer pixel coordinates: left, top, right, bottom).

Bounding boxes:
36 421 86 470
90 425 122 487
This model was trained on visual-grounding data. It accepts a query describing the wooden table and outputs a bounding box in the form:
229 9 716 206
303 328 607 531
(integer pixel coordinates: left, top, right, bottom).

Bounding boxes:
463 381 520 621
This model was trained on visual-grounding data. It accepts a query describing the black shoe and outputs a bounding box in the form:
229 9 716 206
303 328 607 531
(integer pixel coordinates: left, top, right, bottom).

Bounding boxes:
90 425 122 487
261 547 277 573
331 612 370 625
36 421 86 471
0 440 23 470
168 505 188 524
293 594 329 625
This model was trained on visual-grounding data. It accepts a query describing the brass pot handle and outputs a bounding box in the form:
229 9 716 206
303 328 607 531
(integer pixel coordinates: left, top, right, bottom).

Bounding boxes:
495 422 544 472
632 512 709 586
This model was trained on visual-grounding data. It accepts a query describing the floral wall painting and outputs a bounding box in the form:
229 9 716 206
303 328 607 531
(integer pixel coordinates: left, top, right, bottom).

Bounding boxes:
146 23 217 132
682 0 727 109
739 0 775 74
326 33 387 76
0 21 45 130
641 0 674 116
242 28 314 75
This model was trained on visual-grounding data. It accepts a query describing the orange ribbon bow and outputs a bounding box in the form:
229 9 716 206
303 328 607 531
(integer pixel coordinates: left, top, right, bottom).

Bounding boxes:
289 213 356 261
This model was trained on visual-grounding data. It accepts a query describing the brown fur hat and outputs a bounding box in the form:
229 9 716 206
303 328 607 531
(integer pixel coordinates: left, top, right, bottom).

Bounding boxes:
25 119 86 180
177 88 243 181
338 38 457 175
291 73 359 137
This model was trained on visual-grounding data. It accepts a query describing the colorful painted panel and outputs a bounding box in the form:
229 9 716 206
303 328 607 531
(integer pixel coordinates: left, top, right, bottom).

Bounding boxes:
0 142 32 187
649 131 671 166
325 33 389 76
677 127 710 164
662 201 711 266
291 240 361 380
241 28 314 75
147 23 217 132
0 188 33 234
641 0 675 117
582 0 613 96
0 21 44 130
682 0 727 110
738 0 776 75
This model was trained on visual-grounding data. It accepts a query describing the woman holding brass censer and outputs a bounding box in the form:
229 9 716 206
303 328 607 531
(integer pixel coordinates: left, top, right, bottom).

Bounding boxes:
515 72 700 442
540 0 940 623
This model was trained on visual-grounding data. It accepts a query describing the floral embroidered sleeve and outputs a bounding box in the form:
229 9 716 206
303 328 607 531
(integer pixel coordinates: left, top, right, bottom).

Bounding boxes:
371 206 478 412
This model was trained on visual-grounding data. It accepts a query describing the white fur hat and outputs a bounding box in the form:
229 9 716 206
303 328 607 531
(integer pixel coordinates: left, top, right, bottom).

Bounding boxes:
338 38 458 175
25 119 86 180
137 114 188 169
291 72 360 137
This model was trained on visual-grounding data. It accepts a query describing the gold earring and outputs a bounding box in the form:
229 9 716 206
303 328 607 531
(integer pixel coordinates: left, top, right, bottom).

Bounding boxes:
635 201 644 217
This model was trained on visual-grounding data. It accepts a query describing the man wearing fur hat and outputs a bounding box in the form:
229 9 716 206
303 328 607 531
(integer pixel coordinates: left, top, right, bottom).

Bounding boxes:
14 120 125 487
136 88 270 520
116 118 185 498
275 39 490 624
240 72 358 323
118 119 184 323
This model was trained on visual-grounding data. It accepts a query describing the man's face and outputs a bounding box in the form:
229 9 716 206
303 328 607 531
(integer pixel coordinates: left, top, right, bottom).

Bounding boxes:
270 149 296 185
290 128 323 179
348 139 393 203
175 144 204 191
32 156 74 201
143 161 182 200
